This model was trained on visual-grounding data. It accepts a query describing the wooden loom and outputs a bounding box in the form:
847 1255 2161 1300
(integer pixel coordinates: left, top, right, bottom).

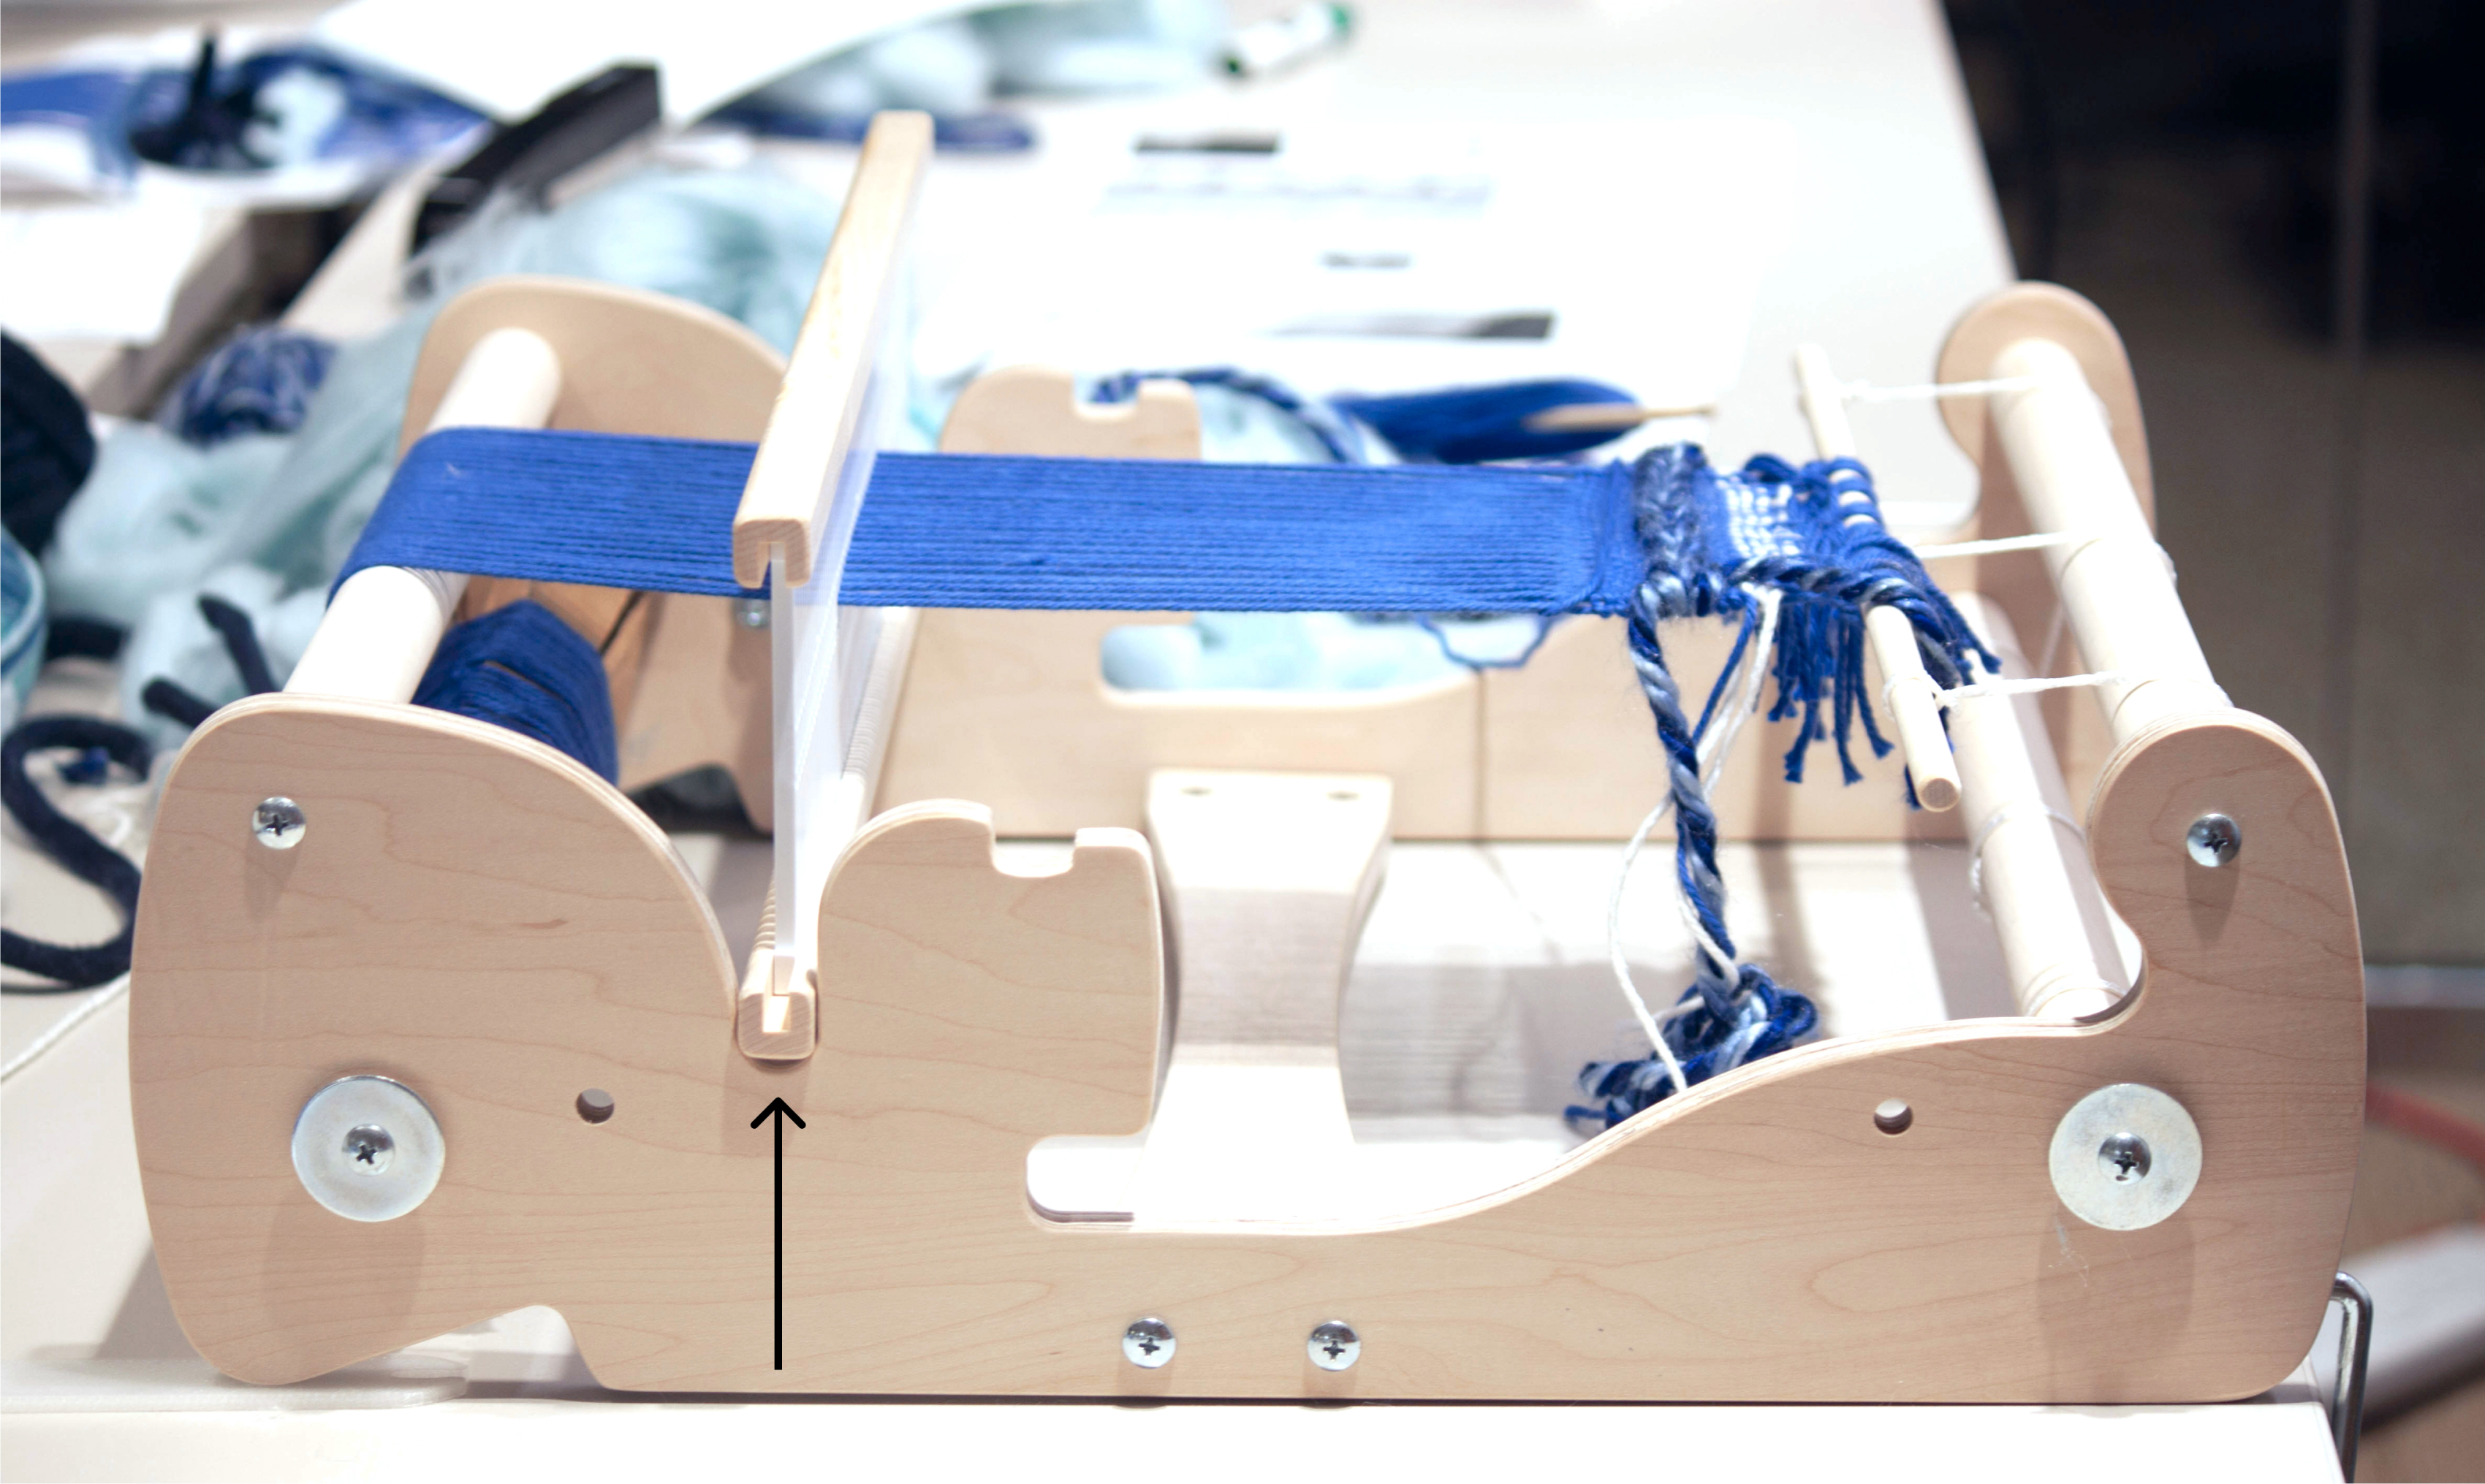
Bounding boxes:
128 114 2364 1401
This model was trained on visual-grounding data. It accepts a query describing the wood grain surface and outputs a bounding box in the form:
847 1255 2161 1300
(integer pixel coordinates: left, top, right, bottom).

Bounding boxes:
132 697 2360 1399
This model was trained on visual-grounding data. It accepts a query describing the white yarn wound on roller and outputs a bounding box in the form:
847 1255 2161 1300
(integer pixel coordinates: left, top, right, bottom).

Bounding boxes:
1965 798 2087 921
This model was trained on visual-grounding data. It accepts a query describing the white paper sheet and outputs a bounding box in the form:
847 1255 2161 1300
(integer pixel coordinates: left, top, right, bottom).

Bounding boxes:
919 115 1799 415
0 198 208 341
311 0 997 123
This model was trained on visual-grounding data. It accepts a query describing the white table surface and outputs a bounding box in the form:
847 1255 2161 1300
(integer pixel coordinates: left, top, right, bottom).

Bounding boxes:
0 1 2342 1477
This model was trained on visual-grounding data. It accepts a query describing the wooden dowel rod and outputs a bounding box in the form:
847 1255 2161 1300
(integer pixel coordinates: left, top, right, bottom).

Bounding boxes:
286 327 563 701
1986 338 2226 743
1793 343 1960 810
1946 595 2128 1021
1520 400 1715 433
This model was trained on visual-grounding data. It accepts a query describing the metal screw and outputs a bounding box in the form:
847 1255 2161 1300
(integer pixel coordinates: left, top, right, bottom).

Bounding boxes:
2185 813 2240 867
344 1123 395 1175
734 598 770 630
2098 1131 2152 1184
1123 1317 1175 1369
1308 1320 1360 1371
252 796 307 850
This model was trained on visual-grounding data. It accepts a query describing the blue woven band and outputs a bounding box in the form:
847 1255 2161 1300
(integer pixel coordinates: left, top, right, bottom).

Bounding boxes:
343 426 1644 614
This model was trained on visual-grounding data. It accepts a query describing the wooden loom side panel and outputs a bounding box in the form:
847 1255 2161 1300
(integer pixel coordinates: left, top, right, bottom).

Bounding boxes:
131 690 2356 1398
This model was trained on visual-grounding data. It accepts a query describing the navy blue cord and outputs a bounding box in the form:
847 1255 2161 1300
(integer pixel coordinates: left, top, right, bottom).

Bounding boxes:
0 716 153 991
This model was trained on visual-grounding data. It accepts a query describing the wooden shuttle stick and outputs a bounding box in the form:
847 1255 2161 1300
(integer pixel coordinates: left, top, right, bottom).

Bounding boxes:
286 326 564 701
1521 399 1715 433
1792 343 1960 810
1983 339 2226 743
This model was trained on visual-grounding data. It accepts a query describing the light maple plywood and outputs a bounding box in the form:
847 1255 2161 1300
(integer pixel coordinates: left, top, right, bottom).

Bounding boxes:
732 113 931 588
1131 770 1389 1223
942 365 1202 459
398 278 785 457
1936 282 2155 517
876 608 1484 838
132 677 2360 1399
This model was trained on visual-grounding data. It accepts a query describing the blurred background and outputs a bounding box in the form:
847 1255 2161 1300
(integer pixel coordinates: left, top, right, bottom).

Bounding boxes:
1945 1 2484 1474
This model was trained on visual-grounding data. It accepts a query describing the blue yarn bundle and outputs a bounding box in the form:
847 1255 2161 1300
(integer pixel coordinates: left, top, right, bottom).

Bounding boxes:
1570 446 1998 1129
159 326 337 446
1330 378 1637 464
1088 368 1641 465
410 600 617 781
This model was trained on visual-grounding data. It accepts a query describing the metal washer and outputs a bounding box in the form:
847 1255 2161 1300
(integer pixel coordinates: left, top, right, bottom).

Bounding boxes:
2048 1082 2201 1231
292 1076 446 1222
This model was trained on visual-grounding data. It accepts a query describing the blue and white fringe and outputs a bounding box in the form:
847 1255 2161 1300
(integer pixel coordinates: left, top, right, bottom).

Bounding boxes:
1570 446 1996 1130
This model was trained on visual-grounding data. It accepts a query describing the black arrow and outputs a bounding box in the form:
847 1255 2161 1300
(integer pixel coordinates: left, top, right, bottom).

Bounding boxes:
749 1096 806 1370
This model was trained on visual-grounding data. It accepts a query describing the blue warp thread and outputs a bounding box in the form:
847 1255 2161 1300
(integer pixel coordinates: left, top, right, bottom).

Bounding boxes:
344 428 1995 1124
410 599 618 781
341 429 1642 614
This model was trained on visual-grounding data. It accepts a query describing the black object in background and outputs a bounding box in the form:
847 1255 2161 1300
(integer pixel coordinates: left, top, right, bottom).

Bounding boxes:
0 715 152 990
409 64 661 255
1 335 98 559
125 29 270 172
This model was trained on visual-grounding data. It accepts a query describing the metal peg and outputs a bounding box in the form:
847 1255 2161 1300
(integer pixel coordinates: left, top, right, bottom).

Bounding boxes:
252 796 307 850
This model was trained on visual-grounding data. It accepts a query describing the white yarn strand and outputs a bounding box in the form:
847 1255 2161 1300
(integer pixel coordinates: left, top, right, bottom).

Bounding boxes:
1837 376 2041 404
0 975 130 1084
1938 669 2131 703
1907 530 2090 560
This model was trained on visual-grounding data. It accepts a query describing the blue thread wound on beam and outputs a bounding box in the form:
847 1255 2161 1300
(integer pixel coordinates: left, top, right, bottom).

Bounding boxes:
410 599 618 780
